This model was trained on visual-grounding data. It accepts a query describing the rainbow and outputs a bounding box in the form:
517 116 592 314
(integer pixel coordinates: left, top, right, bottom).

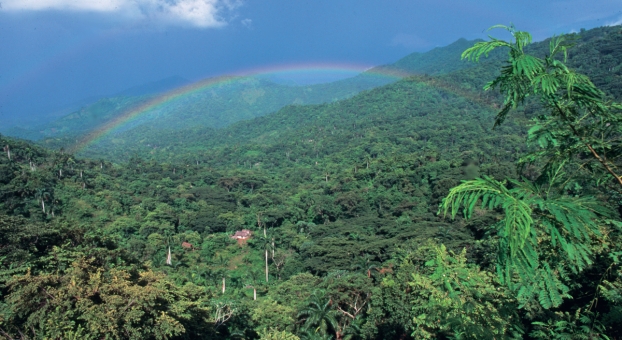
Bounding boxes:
70 63 410 153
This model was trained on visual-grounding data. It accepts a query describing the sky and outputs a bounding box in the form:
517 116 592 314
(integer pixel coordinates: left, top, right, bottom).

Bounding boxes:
1 0 621 126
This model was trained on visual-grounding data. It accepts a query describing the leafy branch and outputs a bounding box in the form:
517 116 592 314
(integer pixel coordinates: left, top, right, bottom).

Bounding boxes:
463 24 622 188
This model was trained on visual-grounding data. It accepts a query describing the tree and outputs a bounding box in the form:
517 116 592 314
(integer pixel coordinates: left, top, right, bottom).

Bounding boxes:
350 254 377 279
35 188 51 214
261 236 273 283
437 25 622 314
245 268 262 300
321 271 373 339
258 328 300 340
297 293 339 338
166 246 173 265
406 243 521 339
440 174 609 309
2 255 214 339
214 255 230 294
3 144 10 160
250 299 297 334
462 25 622 189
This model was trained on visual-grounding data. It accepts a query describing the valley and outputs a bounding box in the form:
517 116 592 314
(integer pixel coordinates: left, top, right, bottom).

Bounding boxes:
0 25 621 339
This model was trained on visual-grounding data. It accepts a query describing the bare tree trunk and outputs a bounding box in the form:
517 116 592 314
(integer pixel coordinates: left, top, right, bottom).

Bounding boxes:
166 247 172 265
41 200 45 213
222 277 226 294
253 287 257 300
265 249 269 283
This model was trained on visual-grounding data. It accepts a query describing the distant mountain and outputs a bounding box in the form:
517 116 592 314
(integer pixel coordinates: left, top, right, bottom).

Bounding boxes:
5 37 484 143
59 25 622 163
8 72 401 142
387 38 494 75
10 25 622 156
16 73 396 143
9 36 492 143
0 76 190 137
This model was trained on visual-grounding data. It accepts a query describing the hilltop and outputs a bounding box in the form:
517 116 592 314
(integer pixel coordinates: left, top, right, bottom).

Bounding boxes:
67 25 622 164
2 35 497 147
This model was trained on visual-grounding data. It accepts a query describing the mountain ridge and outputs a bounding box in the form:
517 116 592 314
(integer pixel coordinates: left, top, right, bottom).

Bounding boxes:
2 36 491 143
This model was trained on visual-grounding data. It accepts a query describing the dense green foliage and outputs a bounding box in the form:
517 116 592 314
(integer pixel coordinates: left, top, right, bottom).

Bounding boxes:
3 73 399 143
0 25 621 339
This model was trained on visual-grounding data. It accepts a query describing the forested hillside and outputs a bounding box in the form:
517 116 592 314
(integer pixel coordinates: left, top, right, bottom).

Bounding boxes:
3 35 500 148
69 26 622 163
0 25 621 339
4 69 415 144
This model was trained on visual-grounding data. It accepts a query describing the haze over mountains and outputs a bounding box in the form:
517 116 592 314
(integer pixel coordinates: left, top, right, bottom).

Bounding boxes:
1 38 486 144
8 25 620 165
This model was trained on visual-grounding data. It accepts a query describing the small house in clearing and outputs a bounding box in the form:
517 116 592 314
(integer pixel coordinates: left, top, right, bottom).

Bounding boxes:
231 229 252 245
232 229 252 240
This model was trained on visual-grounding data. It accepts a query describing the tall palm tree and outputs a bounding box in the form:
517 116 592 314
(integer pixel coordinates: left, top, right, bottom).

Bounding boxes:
215 255 230 294
188 266 208 286
350 254 378 279
166 246 172 266
297 293 339 338
244 269 261 300
260 236 272 283
3 144 10 160
35 188 50 213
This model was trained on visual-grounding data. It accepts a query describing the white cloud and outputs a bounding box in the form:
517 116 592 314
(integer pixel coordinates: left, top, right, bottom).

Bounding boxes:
241 18 252 28
606 16 622 27
2 0 242 28
3 0 125 11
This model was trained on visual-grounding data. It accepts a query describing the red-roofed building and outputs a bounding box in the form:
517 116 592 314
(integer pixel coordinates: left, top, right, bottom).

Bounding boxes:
231 229 252 240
